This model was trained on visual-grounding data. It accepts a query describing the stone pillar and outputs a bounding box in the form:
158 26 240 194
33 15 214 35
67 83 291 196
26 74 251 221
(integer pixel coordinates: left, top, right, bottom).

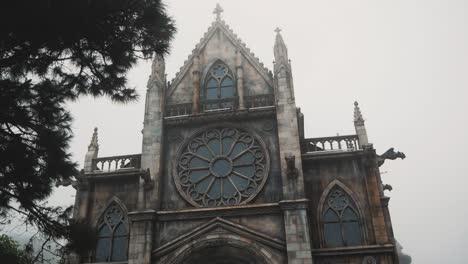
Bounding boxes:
354 101 369 148
274 29 313 263
236 51 245 109
192 55 200 114
83 127 99 173
141 55 166 210
279 200 313 264
128 210 156 264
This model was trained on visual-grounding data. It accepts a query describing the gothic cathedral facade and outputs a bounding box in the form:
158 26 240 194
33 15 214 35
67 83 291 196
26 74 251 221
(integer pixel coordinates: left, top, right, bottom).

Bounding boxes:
73 5 402 264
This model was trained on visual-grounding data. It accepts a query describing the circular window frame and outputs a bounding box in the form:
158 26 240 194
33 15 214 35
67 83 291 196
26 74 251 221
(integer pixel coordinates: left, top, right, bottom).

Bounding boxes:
173 125 270 208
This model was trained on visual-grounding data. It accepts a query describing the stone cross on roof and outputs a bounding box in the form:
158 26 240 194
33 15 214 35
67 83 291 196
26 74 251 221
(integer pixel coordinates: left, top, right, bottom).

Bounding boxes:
213 3 224 20
274 27 282 34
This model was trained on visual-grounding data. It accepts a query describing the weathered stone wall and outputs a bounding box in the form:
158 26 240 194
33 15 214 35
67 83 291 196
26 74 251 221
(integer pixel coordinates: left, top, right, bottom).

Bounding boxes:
166 27 273 105
161 118 282 211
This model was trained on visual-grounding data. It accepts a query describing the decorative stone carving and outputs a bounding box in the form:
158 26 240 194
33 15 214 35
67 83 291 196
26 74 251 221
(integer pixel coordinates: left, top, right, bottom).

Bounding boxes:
377 148 406 167
174 126 269 207
141 168 154 190
362 256 377 264
382 183 393 192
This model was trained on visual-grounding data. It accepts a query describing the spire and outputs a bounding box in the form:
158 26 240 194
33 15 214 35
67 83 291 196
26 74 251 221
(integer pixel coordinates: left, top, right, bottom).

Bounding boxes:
213 3 224 21
88 127 99 151
274 27 289 68
149 55 165 85
354 101 365 125
84 127 99 172
353 102 369 147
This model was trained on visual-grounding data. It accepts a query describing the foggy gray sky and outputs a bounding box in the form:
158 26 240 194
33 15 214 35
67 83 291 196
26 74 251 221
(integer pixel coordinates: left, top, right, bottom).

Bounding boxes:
42 0 468 263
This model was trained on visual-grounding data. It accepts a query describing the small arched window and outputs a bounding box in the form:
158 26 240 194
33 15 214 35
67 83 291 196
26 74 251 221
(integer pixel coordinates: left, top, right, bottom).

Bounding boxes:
95 202 129 262
321 187 362 247
204 62 235 109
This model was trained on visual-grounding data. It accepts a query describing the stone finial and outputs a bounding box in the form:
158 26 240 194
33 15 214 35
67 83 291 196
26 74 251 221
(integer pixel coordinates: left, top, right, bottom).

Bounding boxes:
353 102 369 147
354 101 365 125
88 127 99 151
213 3 224 20
150 55 165 84
274 27 289 71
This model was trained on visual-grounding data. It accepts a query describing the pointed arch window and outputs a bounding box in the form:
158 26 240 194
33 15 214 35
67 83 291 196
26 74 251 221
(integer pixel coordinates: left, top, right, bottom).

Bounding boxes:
321 187 362 247
204 62 235 109
95 202 129 262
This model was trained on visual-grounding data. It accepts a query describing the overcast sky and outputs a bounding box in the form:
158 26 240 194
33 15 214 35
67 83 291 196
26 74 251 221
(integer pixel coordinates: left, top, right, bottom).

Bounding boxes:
32 0 468 263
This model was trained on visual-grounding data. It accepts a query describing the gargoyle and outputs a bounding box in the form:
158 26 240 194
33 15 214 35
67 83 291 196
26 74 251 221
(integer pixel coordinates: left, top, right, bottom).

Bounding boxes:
55 169 87 190
285 155 298 179
382 184 393 192
377 148 406 167
141 168 154 190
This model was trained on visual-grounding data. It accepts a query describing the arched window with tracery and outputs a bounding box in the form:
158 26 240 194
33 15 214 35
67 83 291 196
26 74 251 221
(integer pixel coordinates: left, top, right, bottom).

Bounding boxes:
321 187 362 247
95 201 129 262
203 61 235 109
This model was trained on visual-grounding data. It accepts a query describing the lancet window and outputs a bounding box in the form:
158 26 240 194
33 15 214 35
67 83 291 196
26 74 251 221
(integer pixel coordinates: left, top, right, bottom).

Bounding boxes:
95 202 129 262
321 187 362 247
203 61 235 109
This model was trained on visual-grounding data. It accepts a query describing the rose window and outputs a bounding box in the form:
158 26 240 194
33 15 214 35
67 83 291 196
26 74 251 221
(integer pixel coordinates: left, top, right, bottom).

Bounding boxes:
174 127 269 207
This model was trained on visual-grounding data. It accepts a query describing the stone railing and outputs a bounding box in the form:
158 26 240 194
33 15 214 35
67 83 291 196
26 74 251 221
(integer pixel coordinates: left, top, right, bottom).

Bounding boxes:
244 94 275 108
165 102 192 117
201 97 239 112
164 94 275 117
301 135 360 153
92 154 141 172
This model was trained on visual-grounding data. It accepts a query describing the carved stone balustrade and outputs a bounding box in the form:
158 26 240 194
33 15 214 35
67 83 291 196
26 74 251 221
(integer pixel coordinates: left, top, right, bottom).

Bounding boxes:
301 135 360 153
92 154 142 172
244 94 275 108
164 94 275 118
201 97 239 112
165 103 192 117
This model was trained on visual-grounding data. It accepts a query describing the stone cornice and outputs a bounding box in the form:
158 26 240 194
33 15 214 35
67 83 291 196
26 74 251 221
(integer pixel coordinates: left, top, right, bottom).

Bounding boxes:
84 169 144 181
278 199 309 210
128 210 157 222
302 150 364 162
156 202 281 221
164 107 275 127
312 244 395 256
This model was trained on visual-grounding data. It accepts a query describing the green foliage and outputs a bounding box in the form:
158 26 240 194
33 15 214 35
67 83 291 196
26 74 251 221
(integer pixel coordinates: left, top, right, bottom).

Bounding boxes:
0 234 32 264
0 0 175 256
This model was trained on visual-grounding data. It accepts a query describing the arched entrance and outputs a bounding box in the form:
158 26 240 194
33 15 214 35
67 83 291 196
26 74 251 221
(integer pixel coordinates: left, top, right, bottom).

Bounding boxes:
172 239 270 264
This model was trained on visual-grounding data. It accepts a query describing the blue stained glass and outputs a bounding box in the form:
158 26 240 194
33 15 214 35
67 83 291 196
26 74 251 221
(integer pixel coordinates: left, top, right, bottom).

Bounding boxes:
222 179 237 198
236 152 255 164
222 137 234 154
220 78 234 98
324 223 343 247
196 145 212 159
235 166 255 178
189 156 209 167
207 139 221 155
323 209 339 222
114 223 127 236
195 176 211 193
95 238 111 262
230 142 246 157
207 78 218 88
99 224 112 237
343 221 361 246
212 158 231 177
111 236 127 261
190 170 209 182
342 207 358 221
206 87 217 100
176 127 269 207
229 173 249 191
208 179 221 199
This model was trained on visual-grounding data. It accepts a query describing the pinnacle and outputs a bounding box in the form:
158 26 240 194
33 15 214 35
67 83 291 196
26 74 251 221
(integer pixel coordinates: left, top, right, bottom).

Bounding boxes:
354 101 365 124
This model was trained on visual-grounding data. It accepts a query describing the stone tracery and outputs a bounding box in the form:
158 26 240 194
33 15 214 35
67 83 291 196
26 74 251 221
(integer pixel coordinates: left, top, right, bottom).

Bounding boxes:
175 127 269 207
